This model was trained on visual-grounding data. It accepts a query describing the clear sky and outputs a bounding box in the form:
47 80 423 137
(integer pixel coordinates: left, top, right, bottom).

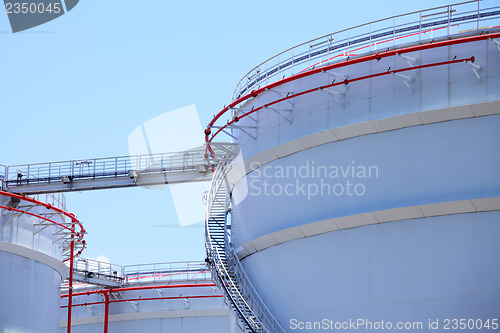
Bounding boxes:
0 0 454 265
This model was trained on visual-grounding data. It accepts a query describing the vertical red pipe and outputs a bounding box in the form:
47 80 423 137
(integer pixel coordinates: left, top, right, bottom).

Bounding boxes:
67 222 75 333
103 291 110 333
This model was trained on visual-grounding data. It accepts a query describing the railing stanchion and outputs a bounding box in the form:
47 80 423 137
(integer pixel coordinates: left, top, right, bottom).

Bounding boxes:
477 0 480 30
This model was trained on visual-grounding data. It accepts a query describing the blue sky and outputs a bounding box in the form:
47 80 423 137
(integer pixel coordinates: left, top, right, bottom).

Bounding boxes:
0 0 454 265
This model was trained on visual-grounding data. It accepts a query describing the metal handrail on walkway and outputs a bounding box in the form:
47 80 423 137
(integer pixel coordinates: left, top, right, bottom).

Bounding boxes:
68 258 211 288
123 261 211 284
72 257 124 285
232 0 499 100
2 144 238 194
5 147 210 186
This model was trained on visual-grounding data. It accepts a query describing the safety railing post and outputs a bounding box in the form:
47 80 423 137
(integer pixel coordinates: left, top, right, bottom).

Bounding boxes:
477 0 480 30
393 17 396 47
419 11 422 42
347 29 350 57
448 5 451 37
308 42 311 68
266 60 268 86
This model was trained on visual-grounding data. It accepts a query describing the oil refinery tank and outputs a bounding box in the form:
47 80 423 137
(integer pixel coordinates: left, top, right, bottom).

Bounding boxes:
205 1 500 332
0 190 83 332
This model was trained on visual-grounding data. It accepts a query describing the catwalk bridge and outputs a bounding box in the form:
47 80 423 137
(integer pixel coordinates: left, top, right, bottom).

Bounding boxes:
0 143 233 195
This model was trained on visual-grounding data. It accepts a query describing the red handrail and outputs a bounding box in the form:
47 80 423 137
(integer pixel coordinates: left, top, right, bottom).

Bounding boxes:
0 190 86 333
61 283 219 332
204 31 500 162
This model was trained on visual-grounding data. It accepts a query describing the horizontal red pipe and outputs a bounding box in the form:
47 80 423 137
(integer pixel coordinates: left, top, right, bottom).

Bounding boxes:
61 283 216 298
205 32 500 145
207 55 473 145
61 294 223 309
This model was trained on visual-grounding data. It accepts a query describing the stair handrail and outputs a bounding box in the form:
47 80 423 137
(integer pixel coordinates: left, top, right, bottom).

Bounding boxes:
205 162 263 332
227 246 286 333
205 159 286 332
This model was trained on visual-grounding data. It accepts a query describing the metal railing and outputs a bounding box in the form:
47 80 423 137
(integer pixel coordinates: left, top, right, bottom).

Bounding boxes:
69 258 211 286
33 192 67 210
123 261 211 284
227 246 285 333
0 164 6 191
5 147 211 186
0 191 86 261
233 0 500 100
72 257 123 284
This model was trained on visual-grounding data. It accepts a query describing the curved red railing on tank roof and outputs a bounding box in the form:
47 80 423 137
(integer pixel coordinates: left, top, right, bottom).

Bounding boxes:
0 190 86 333
0 190 86 258
204 31 500 162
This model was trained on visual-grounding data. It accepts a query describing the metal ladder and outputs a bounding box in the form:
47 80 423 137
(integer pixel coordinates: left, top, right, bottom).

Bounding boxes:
205 162 264 332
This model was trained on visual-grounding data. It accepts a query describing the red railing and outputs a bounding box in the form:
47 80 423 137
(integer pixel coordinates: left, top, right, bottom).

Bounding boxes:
0 190 86 333
204 31 500 164
61 283 221 333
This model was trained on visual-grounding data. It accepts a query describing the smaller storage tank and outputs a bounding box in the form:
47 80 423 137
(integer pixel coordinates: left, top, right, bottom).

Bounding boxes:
60 260 244 333
0 191 84 333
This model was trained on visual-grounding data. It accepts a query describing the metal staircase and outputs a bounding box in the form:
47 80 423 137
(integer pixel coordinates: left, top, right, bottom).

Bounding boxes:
205 161 285 333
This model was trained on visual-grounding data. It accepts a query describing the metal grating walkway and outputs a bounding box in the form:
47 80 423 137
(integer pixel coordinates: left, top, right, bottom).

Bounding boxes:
1 143 233 195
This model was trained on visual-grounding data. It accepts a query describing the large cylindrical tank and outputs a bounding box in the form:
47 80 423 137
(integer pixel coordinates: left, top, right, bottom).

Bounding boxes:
0 193 69 332
221 3 500 332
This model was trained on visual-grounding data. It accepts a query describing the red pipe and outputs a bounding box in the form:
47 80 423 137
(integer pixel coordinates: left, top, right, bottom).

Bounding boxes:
67 229 75 333
61 283 219 332
207 56 474 146
103 291 109 333
61 294 223 308
204 32 500 147
61 283 216 298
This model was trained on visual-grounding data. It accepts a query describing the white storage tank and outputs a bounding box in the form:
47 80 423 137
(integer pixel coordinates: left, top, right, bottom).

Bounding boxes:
206 1 500 331
0 192 81 332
